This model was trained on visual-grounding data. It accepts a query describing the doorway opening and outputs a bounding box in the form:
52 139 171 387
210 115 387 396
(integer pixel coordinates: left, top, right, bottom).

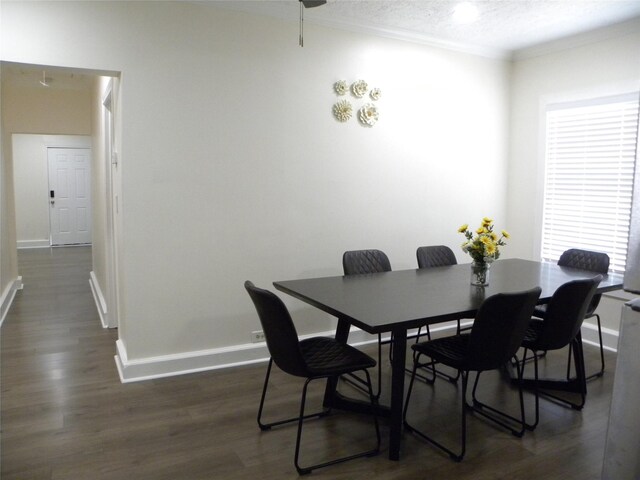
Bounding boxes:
2 61 121 329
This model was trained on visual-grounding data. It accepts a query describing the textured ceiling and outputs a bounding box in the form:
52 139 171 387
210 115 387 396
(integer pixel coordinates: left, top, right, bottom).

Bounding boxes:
214 0 640 57
3 0 640 88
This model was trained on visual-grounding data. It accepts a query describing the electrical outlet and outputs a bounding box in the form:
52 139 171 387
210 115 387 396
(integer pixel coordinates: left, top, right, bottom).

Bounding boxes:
251 330 266 343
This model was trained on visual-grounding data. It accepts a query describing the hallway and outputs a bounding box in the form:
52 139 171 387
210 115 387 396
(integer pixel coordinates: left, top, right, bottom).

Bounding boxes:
0 247 312 479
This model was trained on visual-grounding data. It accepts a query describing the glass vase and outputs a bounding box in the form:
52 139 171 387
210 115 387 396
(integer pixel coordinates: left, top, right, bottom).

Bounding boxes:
470 261 490 286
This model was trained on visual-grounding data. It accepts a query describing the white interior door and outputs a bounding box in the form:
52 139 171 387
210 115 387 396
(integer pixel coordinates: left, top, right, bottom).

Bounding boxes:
48 148 92 246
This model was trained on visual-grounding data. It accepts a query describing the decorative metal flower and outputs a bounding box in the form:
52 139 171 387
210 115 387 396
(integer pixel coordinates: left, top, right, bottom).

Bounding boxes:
358 103 379 126
333 100 353 122
334 80 348 96
370 87 382 101
351 79 368 98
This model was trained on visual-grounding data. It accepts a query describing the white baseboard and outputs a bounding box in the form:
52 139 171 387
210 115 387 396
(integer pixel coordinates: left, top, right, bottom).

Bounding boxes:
17 239 50 249
0 276 23 328
114 324 452 383
112 319 616 384
115 338 276 383
89 271 109 329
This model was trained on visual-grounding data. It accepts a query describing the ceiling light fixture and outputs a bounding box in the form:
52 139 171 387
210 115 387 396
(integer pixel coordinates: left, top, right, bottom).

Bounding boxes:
452 2 479 25
299 0 327 47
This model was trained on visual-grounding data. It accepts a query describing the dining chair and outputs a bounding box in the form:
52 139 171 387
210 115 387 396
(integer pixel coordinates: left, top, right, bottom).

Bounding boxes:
533 249 609 380
518 275 602 429
403 287 541 462
342 249 391 398
245 281 380 475
414 245 471 383
416 246 472 339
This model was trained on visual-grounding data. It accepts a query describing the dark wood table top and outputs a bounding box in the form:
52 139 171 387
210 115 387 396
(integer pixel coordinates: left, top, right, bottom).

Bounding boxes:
274 258 624 334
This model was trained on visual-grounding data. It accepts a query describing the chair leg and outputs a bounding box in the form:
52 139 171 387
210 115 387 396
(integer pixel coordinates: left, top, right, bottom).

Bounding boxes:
521 339 586 427
517 348 540 430
406 327 436 384
343 334 382 399
294 371 380 475
530 350 540 430
403 354 466 462
409 325 461 384
256 358 273 430
540 338 587 410
513 348 546 371
567 314 605 381
592 313 606 378
257 358 329 431
469 363 527 437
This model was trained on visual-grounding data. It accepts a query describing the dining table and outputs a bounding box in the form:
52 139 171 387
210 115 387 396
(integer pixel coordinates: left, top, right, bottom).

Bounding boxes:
273 258 624 460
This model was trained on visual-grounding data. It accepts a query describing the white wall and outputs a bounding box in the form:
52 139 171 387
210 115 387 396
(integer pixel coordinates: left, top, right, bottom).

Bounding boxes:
12 134 91 247
508 29 640 260
1 1 509 378
0 78 20 325
508 28 640 332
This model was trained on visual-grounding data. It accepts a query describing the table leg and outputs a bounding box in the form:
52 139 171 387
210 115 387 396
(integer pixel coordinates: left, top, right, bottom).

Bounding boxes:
389 327 407 461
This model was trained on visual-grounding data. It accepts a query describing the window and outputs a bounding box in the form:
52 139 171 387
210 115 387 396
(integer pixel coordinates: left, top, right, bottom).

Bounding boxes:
541 93 639 273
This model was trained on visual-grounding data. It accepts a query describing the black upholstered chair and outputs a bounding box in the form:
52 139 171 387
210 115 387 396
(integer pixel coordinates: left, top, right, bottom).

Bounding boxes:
534 249 609 380
342 249 392 398
414 245 467 382
245 281 380 475
403 287 541 461
416 244 457 269
519 275 602 429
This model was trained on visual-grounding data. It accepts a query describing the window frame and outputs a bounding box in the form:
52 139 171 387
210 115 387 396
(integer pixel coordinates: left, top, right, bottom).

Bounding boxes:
538 92 640 273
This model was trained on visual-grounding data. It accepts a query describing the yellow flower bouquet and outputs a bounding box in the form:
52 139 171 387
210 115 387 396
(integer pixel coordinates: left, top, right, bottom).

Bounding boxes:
458 217 509 285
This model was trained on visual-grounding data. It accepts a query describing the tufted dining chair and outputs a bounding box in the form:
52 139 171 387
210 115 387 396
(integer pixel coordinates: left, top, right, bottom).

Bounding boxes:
245 281 380 475
342 249 392 398
533 248 609 380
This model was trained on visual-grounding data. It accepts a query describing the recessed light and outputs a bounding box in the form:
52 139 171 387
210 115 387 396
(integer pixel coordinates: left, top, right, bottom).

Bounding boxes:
452 2 479 24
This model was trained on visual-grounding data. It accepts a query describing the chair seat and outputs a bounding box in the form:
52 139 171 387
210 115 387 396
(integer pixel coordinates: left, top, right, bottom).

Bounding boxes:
522 318 544 347
245 281 381 474
300 337 376 376
412 334 470 371
533 304 547 318
534 302 596 319
404 288 541 461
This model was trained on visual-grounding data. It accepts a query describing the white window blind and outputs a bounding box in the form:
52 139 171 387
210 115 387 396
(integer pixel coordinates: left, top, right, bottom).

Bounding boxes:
541 94 639 273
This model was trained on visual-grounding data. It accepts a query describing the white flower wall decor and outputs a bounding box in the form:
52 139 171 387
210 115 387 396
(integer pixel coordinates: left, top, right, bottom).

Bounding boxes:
333 100 353 122
351 79 368 98
358 103 379 126
332 79 382 127
334 80 348 95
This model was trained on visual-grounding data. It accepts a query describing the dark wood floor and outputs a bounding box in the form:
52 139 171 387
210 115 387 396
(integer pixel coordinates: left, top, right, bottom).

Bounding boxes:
1 247 616 479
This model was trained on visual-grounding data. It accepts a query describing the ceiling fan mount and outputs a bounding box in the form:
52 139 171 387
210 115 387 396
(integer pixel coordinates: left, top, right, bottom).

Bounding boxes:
298 0 327 46
300 0 327 8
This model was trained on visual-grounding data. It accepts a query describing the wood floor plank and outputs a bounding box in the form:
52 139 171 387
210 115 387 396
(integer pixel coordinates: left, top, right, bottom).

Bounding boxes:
1 247 617 479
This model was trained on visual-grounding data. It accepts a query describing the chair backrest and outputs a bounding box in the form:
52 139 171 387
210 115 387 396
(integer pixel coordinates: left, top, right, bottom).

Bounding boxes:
557 248 609 315
244 281 307 377
465 287 542 371
558 248 610 273
416 245 457 269
534 275 602 351
343 249 391 275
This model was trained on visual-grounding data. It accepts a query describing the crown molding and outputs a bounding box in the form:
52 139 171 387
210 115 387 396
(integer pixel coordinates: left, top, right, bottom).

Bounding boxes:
511 16 640 61
203 2 640 63
208 1 510 59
